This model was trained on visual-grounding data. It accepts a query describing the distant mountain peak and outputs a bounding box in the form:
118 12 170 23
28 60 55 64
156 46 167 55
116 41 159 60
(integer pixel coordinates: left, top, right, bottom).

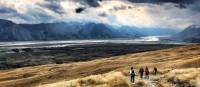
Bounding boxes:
173 24 200 43
187 25 200 29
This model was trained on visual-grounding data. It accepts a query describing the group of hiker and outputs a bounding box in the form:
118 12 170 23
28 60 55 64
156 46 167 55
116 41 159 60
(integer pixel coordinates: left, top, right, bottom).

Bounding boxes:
129 66 158 83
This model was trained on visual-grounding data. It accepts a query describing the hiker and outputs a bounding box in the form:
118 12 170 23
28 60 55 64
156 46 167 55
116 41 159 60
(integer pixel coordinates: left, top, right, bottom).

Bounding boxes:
145 66 149 79
139 67 144 79
130 67 135 83
154 67 158 75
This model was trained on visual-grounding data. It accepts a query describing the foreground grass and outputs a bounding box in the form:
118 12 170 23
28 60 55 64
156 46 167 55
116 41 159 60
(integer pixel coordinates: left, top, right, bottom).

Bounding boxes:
39 68 200 87
38 72 131 87
159 68 200 87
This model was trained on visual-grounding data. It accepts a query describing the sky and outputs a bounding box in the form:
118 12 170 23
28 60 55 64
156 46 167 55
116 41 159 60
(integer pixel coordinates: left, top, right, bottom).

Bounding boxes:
0 0 200 30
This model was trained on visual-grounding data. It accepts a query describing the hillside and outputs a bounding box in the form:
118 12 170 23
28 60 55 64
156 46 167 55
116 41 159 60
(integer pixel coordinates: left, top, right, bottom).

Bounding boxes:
173 25 200 43
0 44 199 87
158 68 200 87
38 68 200 87
38 72 131 87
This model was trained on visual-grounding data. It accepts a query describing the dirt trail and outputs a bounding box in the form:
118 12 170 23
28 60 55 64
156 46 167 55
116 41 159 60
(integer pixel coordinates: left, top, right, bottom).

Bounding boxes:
131 74 160 87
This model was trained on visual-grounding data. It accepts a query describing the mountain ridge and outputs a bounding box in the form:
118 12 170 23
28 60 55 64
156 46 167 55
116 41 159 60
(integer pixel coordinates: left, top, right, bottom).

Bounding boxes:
0 19 182 41
0 19 143 41
173 25 200 43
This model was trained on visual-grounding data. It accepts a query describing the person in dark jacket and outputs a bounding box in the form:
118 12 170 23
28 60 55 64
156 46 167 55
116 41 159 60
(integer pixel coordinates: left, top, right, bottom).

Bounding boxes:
154 67 158 75
130 67 135 83
145 66 149 79
139 67 144 79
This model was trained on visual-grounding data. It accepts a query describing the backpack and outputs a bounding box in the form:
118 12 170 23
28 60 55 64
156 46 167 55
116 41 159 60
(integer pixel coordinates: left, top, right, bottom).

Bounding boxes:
131 70 135 76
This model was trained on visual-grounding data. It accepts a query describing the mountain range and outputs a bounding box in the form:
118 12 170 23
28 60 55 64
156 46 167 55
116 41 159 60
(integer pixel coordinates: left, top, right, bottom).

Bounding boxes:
1 19 199 42
173 25 200 43
0 19 144 41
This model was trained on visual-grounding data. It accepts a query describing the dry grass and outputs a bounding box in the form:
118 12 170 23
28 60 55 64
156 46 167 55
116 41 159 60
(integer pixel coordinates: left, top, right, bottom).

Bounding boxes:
0 45 200 87
133 80 146 87
38 68 200 87
38 72 131 87
158 68 200 87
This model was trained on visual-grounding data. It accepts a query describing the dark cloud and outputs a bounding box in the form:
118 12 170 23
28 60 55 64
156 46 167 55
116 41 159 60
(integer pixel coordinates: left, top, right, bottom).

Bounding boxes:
75 7 86 13
174 4 187 9
189 0 200 11
128 0 200 12
0 7 17 13
128 0 197 4
85 0 102 7
38 0 64 14
98 12 107 17
74 0 102 7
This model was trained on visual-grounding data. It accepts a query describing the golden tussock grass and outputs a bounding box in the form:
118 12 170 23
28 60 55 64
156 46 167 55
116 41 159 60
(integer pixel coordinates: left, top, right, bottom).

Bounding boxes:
159 68 200 87
38 72 131 87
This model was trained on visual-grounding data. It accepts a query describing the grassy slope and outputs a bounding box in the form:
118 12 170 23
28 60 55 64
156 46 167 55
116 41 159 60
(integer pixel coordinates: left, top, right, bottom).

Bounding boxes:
38 68 200 87
0 45 200 87
158 68 200 87
38 72 132 87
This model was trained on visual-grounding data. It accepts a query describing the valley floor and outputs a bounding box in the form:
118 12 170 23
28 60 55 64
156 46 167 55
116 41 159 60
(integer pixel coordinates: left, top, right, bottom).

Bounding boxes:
0 44 199 87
